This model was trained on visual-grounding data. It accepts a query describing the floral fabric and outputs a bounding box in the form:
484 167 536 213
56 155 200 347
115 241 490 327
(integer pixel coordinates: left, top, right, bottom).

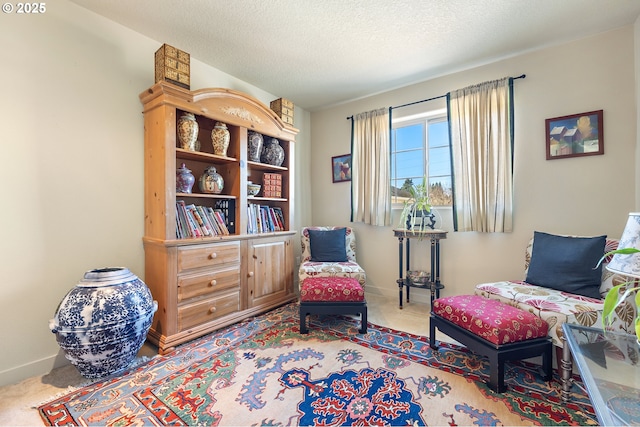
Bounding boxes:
300 277 365 302
299 227 366 288
432 295 548 346
475 238 638 347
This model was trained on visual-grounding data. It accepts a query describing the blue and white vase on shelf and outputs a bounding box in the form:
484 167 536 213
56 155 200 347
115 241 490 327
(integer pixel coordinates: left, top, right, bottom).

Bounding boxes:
247 131 263 162
261 138 285 166
49 267 157 379
176 163 195 193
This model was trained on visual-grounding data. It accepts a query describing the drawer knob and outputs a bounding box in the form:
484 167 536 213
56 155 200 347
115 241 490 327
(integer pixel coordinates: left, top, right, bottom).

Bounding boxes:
248 271 254 277
209 306 217 314
209 253 218 259
209 279 217 286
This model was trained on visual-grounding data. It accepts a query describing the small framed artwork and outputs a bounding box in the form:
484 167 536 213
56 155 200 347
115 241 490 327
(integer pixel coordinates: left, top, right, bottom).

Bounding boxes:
332 154 352 183
545 110 604 160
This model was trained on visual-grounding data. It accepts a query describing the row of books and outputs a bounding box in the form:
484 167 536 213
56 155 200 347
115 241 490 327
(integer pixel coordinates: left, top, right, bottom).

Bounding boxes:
247 204 285 234
176 200 230 239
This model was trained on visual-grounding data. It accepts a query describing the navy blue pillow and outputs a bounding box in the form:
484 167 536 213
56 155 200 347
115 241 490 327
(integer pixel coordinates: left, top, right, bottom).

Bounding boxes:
525 231 606 299
308 228 348 262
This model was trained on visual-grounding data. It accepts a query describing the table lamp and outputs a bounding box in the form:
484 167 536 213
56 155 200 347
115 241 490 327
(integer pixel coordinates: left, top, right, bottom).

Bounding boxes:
606 212 640 278
604 212 640 341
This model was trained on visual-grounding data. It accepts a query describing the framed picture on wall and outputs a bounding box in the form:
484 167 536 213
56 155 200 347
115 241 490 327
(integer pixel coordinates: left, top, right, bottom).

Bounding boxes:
332 154 351 183
545 110 604 160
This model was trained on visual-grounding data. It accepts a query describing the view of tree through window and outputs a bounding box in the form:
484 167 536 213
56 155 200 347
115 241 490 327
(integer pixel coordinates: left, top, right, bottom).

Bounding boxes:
391 112 453 206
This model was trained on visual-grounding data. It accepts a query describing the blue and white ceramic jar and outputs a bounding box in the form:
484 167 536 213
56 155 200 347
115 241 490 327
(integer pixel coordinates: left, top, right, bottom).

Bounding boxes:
261 138 285 166
176 163 195 193
247 131 263 162
49 267 157 379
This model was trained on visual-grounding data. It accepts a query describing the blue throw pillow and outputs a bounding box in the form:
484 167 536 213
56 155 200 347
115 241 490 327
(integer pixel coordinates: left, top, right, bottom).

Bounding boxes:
525 231 606 299
308 228 348 262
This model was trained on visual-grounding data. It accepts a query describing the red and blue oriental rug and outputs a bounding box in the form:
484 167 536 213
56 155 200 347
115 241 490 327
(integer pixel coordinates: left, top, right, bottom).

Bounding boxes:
39 303 596 426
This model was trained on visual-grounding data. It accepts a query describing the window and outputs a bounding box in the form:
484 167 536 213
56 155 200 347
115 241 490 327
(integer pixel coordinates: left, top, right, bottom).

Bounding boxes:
391 110 453 206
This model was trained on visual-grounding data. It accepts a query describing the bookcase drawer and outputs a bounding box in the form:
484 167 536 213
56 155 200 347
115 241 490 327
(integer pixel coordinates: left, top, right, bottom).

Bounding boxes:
177 266 240 302
177 241 240 272
178 292 240 331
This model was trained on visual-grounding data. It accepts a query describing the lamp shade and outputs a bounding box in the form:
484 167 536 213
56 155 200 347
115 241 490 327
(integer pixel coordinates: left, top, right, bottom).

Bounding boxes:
606 212 640 279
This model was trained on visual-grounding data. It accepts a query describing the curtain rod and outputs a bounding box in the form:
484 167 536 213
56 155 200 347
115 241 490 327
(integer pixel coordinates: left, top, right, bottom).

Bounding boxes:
346 74 526 120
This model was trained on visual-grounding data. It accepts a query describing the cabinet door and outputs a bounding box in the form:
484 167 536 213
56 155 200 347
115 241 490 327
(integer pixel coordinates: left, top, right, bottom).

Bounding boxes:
247 235 293 308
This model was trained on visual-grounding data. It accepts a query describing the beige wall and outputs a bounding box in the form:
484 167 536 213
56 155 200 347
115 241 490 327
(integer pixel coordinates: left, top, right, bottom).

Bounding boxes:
0 0 312 387
309 26 637 302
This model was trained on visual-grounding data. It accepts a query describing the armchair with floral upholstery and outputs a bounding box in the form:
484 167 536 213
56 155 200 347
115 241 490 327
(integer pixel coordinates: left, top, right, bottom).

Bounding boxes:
474 232 638 368
298 226 366 288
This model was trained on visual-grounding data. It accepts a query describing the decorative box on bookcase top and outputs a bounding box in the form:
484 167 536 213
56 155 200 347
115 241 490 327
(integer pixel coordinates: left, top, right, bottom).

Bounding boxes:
270 98 294 125
155 44 190 89
262 173 282 198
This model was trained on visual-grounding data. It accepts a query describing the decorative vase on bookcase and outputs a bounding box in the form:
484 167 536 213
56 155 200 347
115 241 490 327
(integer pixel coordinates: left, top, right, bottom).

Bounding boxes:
176 163 195 193
177 112 199 151
211 122 230 156
248 131 263 162
261 138 285 166
49 267 157 379
199 165 224 194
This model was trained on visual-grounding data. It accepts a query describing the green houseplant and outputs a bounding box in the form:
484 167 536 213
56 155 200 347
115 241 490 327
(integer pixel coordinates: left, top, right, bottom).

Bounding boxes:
599 247 640 340
397 178 434 232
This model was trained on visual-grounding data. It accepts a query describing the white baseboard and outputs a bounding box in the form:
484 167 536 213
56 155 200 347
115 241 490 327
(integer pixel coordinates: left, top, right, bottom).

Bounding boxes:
0 352 69 388
364 283 433 305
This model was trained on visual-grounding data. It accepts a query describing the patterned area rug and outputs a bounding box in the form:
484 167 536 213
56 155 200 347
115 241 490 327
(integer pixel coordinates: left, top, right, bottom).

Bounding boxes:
39 303 597 426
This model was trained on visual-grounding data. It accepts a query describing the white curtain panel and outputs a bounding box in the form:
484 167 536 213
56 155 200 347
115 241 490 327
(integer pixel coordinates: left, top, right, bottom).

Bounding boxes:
448 78 513 232
352 108 391 226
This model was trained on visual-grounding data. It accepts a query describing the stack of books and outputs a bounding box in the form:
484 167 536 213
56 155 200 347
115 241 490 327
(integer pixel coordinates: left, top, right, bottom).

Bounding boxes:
247 204 285 234
175 200 230 239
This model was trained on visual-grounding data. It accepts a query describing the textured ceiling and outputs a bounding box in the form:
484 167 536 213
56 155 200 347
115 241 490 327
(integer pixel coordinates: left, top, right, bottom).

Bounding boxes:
71 0 640 111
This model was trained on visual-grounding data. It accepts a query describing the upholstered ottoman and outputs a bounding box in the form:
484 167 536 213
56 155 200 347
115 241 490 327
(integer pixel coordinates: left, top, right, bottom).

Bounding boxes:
430 294 552 393
299 277 367 334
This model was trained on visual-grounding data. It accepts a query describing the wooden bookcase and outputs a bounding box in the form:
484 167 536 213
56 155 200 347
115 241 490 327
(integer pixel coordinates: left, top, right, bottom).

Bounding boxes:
139 82 298 354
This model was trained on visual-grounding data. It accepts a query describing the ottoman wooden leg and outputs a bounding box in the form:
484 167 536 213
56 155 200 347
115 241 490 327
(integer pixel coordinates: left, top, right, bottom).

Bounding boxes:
299 305 309 334
542 343 553 381
359 305 368 334
489 354 506 393
429 317 437 350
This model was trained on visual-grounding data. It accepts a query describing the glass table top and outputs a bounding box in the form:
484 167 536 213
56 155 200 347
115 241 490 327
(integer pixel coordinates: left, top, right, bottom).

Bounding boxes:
563 323 640 426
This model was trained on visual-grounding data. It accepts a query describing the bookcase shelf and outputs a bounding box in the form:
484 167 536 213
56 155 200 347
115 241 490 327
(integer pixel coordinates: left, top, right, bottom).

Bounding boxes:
249 197 287 202
247 160 287 171
140 82 298 354
177 193 237 199
176 148 238 163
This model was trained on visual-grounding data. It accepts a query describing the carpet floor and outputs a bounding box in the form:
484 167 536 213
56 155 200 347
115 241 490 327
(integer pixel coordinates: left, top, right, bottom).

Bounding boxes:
37 302 596 426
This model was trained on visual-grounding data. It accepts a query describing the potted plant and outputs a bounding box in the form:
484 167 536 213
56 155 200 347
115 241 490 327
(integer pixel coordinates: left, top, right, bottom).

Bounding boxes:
599 247 640 340
397 178 435 232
